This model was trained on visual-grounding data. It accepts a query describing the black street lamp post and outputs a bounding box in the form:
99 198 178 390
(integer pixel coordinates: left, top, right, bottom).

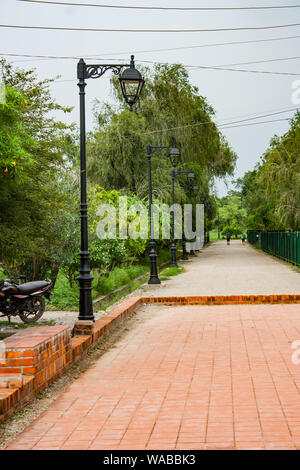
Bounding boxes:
179 172 196 261
181 228 189 261
77 56 144 321
200 194 207 246
200 195 212 246
146 144 180 283
169 147 181 268
146 144 160 285
206 201 212 244
188 185 199 255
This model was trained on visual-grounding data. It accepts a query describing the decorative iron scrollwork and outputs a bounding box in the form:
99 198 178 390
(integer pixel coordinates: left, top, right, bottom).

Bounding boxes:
85 64 126 79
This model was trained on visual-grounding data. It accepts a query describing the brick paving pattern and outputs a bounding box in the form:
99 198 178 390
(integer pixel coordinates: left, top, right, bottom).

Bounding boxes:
6 303 300 450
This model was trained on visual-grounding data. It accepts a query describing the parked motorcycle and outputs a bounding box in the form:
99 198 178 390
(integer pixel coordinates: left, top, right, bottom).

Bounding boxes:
0 276 53 323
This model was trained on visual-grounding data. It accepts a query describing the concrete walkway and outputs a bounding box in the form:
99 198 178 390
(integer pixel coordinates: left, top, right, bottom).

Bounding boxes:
4 240 300 450
144 240 300 296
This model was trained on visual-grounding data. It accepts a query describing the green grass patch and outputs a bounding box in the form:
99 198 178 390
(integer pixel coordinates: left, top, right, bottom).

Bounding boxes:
50 272 79 310
209 230 219 240
95 279 145 311
156 248 172 265
49 248 173 311
13 408 30 419
160 266 184 277
94 264 148 296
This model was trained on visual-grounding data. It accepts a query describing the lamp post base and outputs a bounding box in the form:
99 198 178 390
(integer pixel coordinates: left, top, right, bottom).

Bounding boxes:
148 240 161 285
148 277 161 285
171 243 178 268
77 251 95 322
182 237 188 260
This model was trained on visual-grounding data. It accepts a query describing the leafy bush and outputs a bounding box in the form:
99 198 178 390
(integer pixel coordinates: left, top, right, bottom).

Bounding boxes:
50 272 79 309
221 224 242 240
94 265 147 296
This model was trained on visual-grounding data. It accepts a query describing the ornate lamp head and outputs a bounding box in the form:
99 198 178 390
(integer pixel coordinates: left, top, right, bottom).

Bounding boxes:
119 55 145 110
169 145 181 167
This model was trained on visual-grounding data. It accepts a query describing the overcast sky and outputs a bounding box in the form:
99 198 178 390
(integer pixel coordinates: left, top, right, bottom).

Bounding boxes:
1 0 300 196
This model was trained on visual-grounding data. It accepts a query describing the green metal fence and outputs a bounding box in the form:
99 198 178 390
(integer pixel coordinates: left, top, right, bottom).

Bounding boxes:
247 230 300 266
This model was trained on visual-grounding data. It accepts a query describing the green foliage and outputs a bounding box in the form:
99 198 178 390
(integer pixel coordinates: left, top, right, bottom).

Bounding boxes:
89 63 237 206
88 185 148 261
215 194 247 237
0 59 76 282
50 272 79 310
87 111 147 194
94 264 147 295
221 224 242 240
236 111 300 231
0 59 237 311
156 248 172 265
0 87 35 175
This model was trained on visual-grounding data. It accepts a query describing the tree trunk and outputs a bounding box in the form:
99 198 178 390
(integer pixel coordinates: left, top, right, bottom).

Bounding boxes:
50 263 60 288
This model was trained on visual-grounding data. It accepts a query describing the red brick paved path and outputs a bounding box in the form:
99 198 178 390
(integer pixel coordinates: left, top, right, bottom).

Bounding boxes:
6 304 300 450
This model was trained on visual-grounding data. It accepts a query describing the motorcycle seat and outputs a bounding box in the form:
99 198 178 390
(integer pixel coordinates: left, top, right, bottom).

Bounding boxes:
16 281 50 295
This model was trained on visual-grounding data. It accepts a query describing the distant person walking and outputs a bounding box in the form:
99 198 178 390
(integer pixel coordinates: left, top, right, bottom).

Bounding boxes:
241 233 246 245
226 232 231 245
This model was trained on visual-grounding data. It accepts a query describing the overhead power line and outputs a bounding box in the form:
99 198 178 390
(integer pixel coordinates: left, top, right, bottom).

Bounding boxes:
51 65 300 79
96 35 300 56
135 56 300 74
17 0 300 11
2 52 297 76
0 23 299 33
218 106 300 123
2 54 299 77
84 116 295 148
52 69 300 80
2 36 300 64
220 117 291 130
187 65 300 76
2 52 300 69
219 108 299 127
116 116 295 140
137 110 298 136
118 57 300 76
103 108 298 140
205 56 300 68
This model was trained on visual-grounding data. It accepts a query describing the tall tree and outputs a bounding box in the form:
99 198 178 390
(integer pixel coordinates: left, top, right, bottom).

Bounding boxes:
0 59 76 282
87 63 237 207
236 111 300 230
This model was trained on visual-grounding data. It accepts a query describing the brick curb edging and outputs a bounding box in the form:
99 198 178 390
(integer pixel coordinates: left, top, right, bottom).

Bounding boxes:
1 293 300 423
0 297 142 423
141 294 300 305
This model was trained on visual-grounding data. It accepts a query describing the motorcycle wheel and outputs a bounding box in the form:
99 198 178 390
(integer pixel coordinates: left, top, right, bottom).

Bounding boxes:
19 297 46 323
